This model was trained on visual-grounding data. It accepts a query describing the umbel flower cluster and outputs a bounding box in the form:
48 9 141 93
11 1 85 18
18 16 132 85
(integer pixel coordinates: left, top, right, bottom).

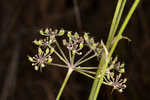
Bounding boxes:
28 28 127 93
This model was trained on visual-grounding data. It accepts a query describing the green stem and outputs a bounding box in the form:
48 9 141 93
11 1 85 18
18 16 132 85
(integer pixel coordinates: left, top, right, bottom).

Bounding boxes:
48 45 68 65
48 63 68 69
106 0 126 49
75 49 92 65
88 0 140 100
75 69 95 79
79 69 96 75
75 54 96 66
54 50 68 65
56 68 73 100
77 67 97 70
56 41 69 63
69 50 72 64
109 0 140 60
72 53 75 65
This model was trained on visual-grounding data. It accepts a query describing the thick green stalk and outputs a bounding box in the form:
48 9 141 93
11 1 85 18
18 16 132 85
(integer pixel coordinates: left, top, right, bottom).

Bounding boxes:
88 0 140 100
56 68 73 100
88 0 125 99
109 0 140 59
106 0 126 49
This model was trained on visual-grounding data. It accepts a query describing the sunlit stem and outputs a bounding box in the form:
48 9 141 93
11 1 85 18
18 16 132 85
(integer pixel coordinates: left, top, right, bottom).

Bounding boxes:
48 63 68 69
56 41 69 63
103 76 110 83
75 49 92 65
56 68 73 100
88 0 140 99
106 0 126 49
79 69 96 75
72 53 75 65
77 67 98 70
69 50 72 64
75 54 97 66
54 50 68 65
48 45 68 65
75 69 95 79
102 81 110 86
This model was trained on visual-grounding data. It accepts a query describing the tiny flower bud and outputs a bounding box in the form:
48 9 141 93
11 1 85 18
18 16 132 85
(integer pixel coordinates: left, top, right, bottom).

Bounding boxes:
41 63 45 68
79 43 83 49
50 48 54 54
38 47 43 55
34 66 39 71
63 39 66 45
28 56 34 62
78 52 82 55
58 29 65 36
45 28 49 34
120 63 125 68
118 89 123 93
90 38 94 43
122 84 126 88
40 30 44 35
33 40 42 46
67 31 72 38
45 48 50 55
119 68 125 73
47 58 52 64
97 49 102 54
84 33 88 40
123 78 127 83
74 32 79 38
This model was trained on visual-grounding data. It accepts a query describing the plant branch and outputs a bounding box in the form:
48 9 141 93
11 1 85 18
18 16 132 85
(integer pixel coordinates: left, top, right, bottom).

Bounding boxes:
75 49 92 66
106 0 126 49
88 0 140 100
75 54 97 66
48 63 68 69
56 68 73 100
75 69 95 79
56 41 69 63
72 53 75 65
79 69 96 75
48 45 68 65
77 67 97 70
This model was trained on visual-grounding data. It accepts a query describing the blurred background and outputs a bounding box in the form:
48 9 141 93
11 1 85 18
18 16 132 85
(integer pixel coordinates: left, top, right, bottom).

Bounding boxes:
0 0 149 100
